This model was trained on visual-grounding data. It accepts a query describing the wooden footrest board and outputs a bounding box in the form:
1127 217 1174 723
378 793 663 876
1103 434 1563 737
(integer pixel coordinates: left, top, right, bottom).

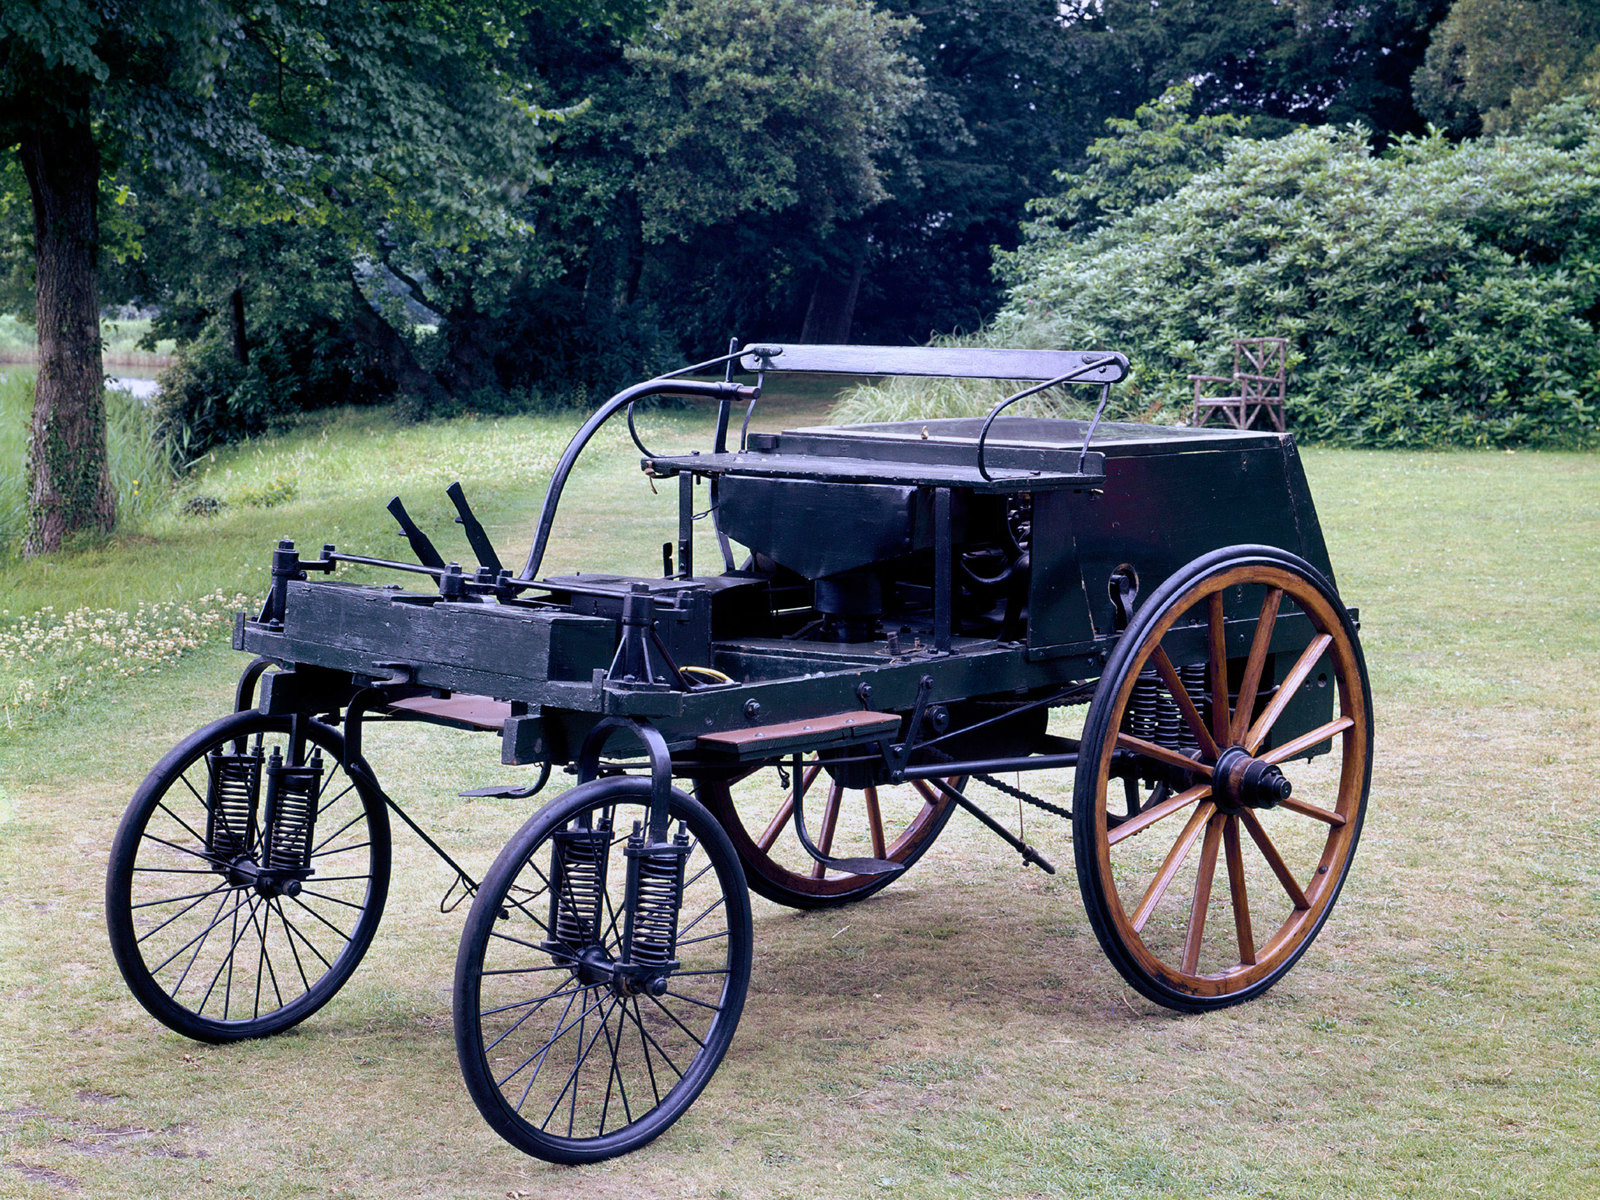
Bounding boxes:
386 694 511 731
698 710 901 760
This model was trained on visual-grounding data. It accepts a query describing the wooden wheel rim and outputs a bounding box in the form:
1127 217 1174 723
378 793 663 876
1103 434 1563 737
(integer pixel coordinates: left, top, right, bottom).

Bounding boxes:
700 762 959 904
1086 557 1370 999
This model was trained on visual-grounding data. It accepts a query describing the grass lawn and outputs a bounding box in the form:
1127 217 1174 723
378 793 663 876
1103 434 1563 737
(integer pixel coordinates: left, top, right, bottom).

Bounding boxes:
0 393 1597 1199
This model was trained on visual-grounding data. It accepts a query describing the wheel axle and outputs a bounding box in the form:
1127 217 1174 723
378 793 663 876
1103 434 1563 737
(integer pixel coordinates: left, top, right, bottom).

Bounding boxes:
1211 745 1292 812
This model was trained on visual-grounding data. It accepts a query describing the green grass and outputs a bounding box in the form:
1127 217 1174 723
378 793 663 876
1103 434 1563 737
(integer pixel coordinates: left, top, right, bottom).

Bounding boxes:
0 400 1597 1198
0 371 177 556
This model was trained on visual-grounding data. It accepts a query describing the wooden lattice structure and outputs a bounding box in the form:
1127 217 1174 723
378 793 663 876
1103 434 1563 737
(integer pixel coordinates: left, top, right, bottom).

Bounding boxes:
1189 336 1288 432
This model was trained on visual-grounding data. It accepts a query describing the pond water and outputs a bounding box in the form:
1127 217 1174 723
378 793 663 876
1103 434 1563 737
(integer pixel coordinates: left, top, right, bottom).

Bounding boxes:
0 368 160 400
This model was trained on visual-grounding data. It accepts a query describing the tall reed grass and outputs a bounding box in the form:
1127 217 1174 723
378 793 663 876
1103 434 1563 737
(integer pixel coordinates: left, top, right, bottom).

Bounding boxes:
0 372 176 554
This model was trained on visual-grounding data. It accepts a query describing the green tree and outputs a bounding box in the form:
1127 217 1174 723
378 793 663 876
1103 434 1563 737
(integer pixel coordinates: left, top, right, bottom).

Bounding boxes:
0 0 546 553
1025 84 1248 240
1414 0 1600 135
404 0 923 390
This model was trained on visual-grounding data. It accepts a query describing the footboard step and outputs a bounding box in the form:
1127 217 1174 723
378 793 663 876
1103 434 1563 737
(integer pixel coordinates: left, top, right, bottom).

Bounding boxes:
698 710 901 760
385 694 511 731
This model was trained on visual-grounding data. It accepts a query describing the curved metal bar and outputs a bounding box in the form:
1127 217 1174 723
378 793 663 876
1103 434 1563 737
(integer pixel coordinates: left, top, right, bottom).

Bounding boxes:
1078 382 1114 473
576 717 675 841
975 355 1122 481
517 376 754 582
625 401 658 458
233 656 276 714
343 684 483 897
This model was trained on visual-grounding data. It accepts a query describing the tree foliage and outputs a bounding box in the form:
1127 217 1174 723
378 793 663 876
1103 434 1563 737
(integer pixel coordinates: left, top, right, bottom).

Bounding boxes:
1413 0 1600 135
1025 85 1248 239
996 96 1600 447
0 0 554 543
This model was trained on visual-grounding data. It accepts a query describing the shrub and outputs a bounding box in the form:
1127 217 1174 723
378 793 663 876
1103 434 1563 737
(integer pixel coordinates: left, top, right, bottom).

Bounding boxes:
991 95 1600 448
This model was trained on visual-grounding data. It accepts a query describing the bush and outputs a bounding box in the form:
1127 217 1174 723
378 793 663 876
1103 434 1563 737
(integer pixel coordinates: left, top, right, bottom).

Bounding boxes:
992 95 1600 448
158 319 388 461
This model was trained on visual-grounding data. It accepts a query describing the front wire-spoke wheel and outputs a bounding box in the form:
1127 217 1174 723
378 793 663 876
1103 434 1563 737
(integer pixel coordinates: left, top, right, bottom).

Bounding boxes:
106 710 391 1041
1074 546 1372 1011
454 777 752 1163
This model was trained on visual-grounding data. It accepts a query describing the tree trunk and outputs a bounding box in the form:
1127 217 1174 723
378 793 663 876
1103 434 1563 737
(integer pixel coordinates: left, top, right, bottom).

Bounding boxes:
229 286 250 365
348 277 450 406
18 102 114 556
800 252 866 345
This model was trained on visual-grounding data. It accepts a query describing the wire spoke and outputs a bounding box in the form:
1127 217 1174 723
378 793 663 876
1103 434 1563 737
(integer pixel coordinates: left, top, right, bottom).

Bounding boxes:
288 893 353 944
644 992 708 1049
154 800 213 852
135 885 233 944
273 898 313 991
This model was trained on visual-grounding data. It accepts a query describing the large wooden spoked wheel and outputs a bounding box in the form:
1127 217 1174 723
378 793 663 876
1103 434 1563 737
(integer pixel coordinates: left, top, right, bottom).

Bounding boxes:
1073 545 1372 1011
697 758 961 909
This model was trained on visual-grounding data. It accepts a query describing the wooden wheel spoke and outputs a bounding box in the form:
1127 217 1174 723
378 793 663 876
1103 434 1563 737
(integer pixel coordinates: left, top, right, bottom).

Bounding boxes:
1223 816 1256 965
1130 801 1215 932
1151 646 1220 759
809 781 844 881
1244 633 1333 753
1107 780 1211 846
1274 795 1347 827
1229 587 1283 745
1237 810 1309 910
755 763 820 853
1261 715 1354 766
755 795 794 853
862 787 886 858
1181 813 1225 975
1115 731 1203 777
1206 593 1230 746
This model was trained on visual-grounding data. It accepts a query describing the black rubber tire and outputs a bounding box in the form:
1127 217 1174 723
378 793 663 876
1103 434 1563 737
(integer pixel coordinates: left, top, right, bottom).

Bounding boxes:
106 710 391 1042
1073 545 1372 1012
454 777 753 1163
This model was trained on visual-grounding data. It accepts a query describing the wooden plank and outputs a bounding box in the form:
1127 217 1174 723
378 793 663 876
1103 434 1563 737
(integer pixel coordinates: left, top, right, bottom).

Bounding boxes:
386 694 512 730
738 343 1129 384
699 710 901 760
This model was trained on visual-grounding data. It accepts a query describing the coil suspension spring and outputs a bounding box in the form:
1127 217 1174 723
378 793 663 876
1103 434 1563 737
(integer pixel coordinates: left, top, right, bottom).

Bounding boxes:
204 733 263 861
546 817 613 954
1124 662 1211 776
262 746 324 875
622 821 692 973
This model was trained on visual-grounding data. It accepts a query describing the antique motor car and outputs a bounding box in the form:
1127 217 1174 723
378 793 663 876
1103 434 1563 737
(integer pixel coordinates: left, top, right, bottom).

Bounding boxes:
106 342 1371 1163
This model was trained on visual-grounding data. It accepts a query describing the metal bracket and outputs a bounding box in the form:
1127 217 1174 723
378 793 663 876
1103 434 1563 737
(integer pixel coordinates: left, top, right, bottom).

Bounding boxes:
577 717 674 843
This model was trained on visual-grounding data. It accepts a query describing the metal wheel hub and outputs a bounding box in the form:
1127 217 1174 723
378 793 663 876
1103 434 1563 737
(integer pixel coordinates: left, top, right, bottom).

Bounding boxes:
1211 746 1292 813
222 856 305 898
574 944 615 987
